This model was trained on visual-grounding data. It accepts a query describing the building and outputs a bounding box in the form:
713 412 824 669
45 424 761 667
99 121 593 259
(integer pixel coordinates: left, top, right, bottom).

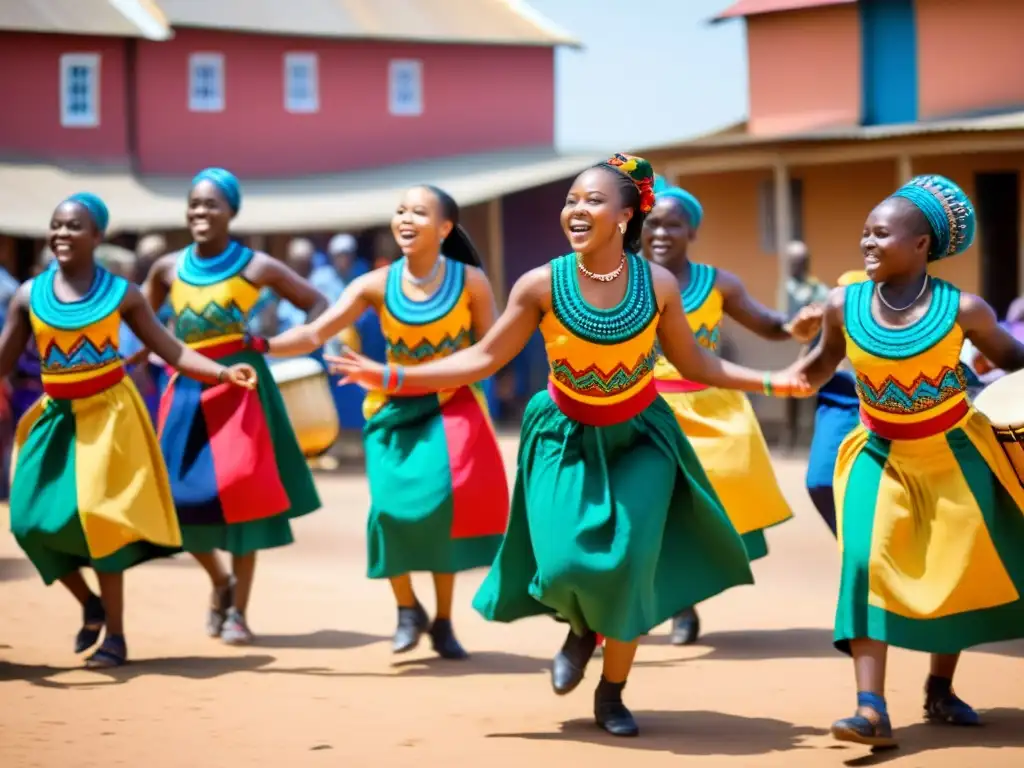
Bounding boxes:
0 0 593 298
640 0 1024 428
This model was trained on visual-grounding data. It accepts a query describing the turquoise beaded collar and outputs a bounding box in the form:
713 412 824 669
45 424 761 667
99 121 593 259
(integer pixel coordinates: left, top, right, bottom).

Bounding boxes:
30 263 128 331
844 277 960 360
178 241 255 286
680 263 717 313
550 252 657 345
385 257 465 326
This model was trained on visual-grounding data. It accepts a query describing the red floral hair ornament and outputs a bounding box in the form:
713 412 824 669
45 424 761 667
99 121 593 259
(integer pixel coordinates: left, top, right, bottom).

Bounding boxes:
603 153 657 214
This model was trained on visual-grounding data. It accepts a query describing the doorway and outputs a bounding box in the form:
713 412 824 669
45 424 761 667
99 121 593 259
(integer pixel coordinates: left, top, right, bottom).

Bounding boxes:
975 171 1021 319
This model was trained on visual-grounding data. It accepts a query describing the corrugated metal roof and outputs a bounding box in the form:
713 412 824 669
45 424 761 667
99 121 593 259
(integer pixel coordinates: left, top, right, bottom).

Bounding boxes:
0 148 597 237
0 0 172 40
155 0 580 47
714 0 855 21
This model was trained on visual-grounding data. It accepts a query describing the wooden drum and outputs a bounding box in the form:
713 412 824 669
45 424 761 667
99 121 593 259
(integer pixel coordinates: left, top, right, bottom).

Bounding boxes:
972 369 1024 486
271 357 340 458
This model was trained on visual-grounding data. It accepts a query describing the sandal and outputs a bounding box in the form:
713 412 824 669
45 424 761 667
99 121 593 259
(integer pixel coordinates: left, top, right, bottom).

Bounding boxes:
85 634 128 669
206 577 236 638
74 594 106 654
220 608 254 646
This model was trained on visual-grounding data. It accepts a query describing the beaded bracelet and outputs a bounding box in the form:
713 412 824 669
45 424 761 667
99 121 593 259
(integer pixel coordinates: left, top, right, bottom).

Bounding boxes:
762 372 774 397
394 364 405 393
382 363 394 392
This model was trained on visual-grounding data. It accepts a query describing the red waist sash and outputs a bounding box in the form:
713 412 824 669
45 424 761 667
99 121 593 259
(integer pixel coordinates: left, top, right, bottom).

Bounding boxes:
859 399 969 440
42 365 125 399
548 379 657 427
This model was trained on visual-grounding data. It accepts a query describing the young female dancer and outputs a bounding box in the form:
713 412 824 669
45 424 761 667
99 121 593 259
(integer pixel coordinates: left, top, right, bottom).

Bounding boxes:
640 184 822 644
328 154 810 736
0 193 256 667
265 185 508 659
792 175 1024 747
142 168 325 645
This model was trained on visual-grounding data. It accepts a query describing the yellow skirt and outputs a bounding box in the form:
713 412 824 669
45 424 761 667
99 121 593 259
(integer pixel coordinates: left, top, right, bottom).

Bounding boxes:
9 377 181 584
659 386 792 539
833 408 1024 653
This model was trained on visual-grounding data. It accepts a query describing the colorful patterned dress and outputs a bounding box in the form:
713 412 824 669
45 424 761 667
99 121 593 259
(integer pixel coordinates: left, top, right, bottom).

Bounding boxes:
472 253 753 641
10 266 181 583
834 278 1024 653
653 263 791 560
362 257 509 578
157 243 320 555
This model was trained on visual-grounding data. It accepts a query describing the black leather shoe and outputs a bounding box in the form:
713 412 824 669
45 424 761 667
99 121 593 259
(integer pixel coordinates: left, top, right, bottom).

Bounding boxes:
670 607 700 646
429 618 469 660
594 678 639 737
392 602 429 654
551 628 597 695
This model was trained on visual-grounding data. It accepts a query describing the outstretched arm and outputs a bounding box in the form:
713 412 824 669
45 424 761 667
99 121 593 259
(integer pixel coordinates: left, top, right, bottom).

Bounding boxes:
267 271 377 357
959 292 1024 373
327 267 547 391
789 288 848 389
718 269 796 341
0 286 33 381
120 286 254 387
250 253 329 322
654 267 813 395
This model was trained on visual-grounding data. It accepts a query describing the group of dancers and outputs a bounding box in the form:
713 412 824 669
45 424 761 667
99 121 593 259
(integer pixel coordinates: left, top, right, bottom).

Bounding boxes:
4 151 1024 751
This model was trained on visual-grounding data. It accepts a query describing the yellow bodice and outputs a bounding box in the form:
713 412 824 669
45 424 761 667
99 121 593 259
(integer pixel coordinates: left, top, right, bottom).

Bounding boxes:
28 265 129 399
654 262 721 382
843 278 968 425
541 253 659 407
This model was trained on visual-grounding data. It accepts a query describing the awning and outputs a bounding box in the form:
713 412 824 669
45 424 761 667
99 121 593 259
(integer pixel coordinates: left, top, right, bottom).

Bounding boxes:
713 0 855 22
0 0 172 40
0 148 598 237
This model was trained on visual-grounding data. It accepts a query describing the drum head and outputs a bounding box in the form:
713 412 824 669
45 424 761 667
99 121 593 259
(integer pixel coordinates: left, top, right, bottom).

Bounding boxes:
973 369 1024 426
270 356 326 384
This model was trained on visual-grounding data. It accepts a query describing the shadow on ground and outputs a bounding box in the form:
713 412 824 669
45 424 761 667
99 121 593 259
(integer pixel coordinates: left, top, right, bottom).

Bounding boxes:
253 630 385 651
0 556 35 583
842 708 1024 766
641 627 837 661
490 710 826 756
0 653 277 689
256 650 549 680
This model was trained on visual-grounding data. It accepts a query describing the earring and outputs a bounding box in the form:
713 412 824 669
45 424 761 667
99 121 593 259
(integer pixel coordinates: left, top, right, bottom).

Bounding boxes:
618 222 627 234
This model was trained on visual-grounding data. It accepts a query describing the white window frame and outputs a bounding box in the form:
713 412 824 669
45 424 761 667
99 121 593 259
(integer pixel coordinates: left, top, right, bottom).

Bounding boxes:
189 52 225 112
60 53 100 128
283 52 319 113
388 59 423 117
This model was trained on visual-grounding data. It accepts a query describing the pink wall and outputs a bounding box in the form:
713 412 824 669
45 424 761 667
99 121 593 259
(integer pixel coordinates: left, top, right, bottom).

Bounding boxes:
0 33 129 162
133 29 555 177
746 6 861 135
917 0 1024 119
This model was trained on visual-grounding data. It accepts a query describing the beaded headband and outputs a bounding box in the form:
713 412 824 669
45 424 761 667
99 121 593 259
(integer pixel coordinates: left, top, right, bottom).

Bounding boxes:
602 153 656 214
891 174 975 261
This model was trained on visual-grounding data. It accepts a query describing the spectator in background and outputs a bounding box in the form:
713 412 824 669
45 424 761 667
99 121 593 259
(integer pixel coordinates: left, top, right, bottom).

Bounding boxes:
783 240 829 451
276 237 316 333
312 233 355 305
135 233 167 284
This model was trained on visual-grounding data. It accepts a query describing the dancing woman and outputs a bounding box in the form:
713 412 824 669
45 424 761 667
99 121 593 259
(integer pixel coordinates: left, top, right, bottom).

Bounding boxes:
266 185 509 659
142 169 325 645
0 194 256 667
640 184 821 644
329 154 809 736
792 175 1024 747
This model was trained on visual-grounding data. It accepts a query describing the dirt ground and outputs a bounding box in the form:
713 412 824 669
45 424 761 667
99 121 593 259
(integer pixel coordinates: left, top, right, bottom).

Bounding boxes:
1 436 1022 768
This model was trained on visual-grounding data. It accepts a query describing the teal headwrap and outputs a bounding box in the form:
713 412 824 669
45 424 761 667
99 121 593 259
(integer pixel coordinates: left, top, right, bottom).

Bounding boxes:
655 185 704 230
192 167 242 216
891 174 975 261
64 192 110 234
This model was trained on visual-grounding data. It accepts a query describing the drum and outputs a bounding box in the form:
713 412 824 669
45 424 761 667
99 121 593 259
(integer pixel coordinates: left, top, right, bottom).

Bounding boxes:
271 356 340 458
972 369 1024 486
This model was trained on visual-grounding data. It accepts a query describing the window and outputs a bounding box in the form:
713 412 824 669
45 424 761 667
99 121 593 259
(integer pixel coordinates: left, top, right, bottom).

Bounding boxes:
758 178 804 253
388 59 423 116
189 53 224 112
60 53 100 128
284 53 319 113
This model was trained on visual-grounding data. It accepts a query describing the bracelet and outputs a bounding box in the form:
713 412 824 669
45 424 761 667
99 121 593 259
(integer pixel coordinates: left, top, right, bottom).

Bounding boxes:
217 368 227 383
762 372 774 397
381 363 393 393
394 364 405 393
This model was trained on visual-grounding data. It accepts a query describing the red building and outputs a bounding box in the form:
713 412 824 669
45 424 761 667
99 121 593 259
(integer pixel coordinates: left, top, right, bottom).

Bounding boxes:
0 0 592 297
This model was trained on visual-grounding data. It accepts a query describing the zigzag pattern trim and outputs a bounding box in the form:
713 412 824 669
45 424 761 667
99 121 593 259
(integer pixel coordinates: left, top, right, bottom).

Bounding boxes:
387 328 473 362
856 364 967 415
42 336 119 372
551 350 656 398
693 323 720 351
175 300 248 344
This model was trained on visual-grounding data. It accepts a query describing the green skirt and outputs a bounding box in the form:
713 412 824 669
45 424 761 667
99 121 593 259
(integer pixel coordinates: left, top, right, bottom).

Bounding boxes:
472 389 754 642
363 386 509 579
158 350 321 557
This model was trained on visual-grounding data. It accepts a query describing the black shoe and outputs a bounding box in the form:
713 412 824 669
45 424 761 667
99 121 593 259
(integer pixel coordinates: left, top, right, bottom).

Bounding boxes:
551 628 597 695
670 607 700 646
429 618 468 660
392 602 429 654
594 678 639 737
74 594 105 654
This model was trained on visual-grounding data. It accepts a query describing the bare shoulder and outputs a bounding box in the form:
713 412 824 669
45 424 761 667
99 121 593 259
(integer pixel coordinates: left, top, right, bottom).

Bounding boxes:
647 260 683 304
151 251 181 283
957 291 997 331
463 264 493 291
713 267 744 298
508 264 551 308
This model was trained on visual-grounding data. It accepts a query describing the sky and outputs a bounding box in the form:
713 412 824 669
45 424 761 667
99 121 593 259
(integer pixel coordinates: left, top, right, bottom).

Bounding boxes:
522 0 749 154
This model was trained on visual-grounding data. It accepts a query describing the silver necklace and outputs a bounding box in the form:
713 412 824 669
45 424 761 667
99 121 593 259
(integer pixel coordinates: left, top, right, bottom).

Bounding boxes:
876 275 929 312
577 254 626 282
403 255 442 287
